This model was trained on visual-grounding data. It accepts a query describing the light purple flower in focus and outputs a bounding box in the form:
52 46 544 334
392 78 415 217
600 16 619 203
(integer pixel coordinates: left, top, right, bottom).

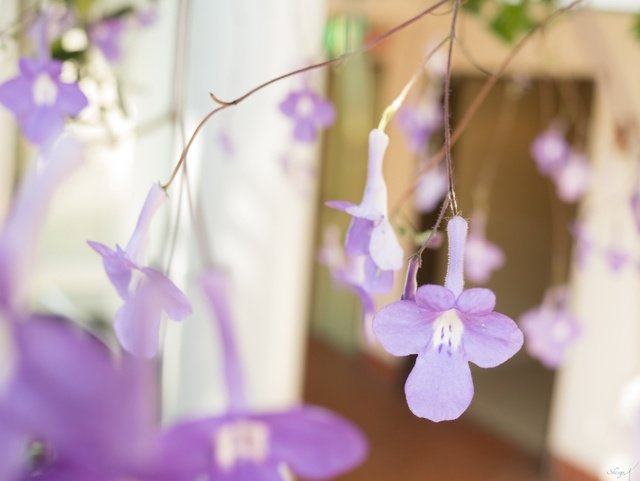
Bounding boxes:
414 164 448 214
0 57 88 145
326 129 404 292
519 288 581 368
464 213 505 284
396 99 442 155
155 270 368 481
552 152 590 203
530 127 570 176
373 216 523 422
89 184 192 357
279 87 335 142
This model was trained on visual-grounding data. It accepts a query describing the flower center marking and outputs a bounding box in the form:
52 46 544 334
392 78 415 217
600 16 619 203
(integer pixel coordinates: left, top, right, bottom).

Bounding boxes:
215 420 269 470
431 309 463 355
33 73 58 106
296 96 314 118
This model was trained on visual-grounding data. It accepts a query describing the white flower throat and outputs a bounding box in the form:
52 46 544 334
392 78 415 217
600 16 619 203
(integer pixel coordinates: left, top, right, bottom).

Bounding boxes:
431 309 463 355
215 420 269 470
33 73 58 106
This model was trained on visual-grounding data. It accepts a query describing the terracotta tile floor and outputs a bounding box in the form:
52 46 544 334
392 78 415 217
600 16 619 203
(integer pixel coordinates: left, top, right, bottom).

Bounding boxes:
303 339 542 481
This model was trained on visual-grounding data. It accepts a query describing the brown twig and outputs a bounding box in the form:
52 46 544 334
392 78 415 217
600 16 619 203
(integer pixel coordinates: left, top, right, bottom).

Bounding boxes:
160 0 450 190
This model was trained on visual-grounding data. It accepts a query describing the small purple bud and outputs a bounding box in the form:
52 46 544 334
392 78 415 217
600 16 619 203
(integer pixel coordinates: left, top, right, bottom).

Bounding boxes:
401 256 420 301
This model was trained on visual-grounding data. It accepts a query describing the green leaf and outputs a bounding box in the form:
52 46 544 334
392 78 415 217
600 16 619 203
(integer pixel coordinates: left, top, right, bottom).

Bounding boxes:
489 3 534 43
633 13 640 41
462 0 485 14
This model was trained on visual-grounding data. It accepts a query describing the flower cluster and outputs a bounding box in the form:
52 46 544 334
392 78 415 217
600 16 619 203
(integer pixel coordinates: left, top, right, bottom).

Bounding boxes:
530 125 591 203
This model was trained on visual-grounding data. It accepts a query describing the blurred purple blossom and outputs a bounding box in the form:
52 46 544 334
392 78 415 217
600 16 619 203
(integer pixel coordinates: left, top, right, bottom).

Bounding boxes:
326 129 404 292
279 87 335 142
0 136 83 309
29 6 75 58
530 127 570 176
606 247 629 273
520 288 581 368
155 270 368 481
552 153 590 203
89 184 192 357
414 164 448 214
373 216 523 422
0 58 87 145
396 99 442 155
464 213 505 285
89 18 127 62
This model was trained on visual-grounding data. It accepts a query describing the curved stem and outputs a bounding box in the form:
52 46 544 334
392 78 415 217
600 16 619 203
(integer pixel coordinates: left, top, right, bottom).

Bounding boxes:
160 0 450 190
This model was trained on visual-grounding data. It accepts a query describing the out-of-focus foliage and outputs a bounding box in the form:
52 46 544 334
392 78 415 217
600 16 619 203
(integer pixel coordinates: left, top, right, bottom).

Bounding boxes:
633 13 640 40
323 15 367 58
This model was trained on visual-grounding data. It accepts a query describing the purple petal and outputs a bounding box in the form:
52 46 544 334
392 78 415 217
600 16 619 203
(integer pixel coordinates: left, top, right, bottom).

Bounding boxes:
373 300 434 356
264 406 367 479
313 98 336 126
55 82 88 116
200 269 246 411
142 268 192 321
455 288 496 314
405 349 474 422
415 284 455 312
351 129 390 220
279 91 301 117
87 241 133 300
530 128 570 175
324 200 355 212
362 255 394 294
293 119 317 142
125 184 167 263
344 217 373 257
401 255 420 301
462 311 523 368
443 216 468 297
114 279 163 358
20 106 64 145
414 167 448 214
0 77 34 117
369 218 403 271
552 153 590 203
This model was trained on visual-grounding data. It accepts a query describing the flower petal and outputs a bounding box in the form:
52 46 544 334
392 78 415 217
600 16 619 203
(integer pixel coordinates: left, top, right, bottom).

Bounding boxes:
362 255 394 294
125 184 167 264
142 267 192 321
0 77 34 117
324 200 356 213
263 405 367 479
373 300 434 356
279 92 300 117
20 106 64 145
313 98 335 126
55 82 88 116
415 284 455 312
462 311 523 368
405 349 474 422
344 217 373 257
87 241 132 300
455 288 496 315
293 119 317 142
369 218 403 271
114 279 163 358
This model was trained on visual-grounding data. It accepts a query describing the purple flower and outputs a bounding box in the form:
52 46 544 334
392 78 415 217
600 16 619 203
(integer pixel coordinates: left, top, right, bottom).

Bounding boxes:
89 184 192 357
155 270 368 481
0 58 88 145
157 406 368 481
318 226 377 341
326 129 404 291
414 164 448 214
373 216 523 422
606 247 629 272
530 127 570 176
464 214 505 284
279 87 335 142
0 315 161 481
89 18 127 62
519 288 581 368
396 99 442 155
552 153 590 203
0 136 83 309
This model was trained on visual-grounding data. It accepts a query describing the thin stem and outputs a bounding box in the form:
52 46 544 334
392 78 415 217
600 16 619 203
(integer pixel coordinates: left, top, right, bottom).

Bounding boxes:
160 0 450 190
391 0 585 213
442 0 462 216
416 195 450 260
378 35 450 131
